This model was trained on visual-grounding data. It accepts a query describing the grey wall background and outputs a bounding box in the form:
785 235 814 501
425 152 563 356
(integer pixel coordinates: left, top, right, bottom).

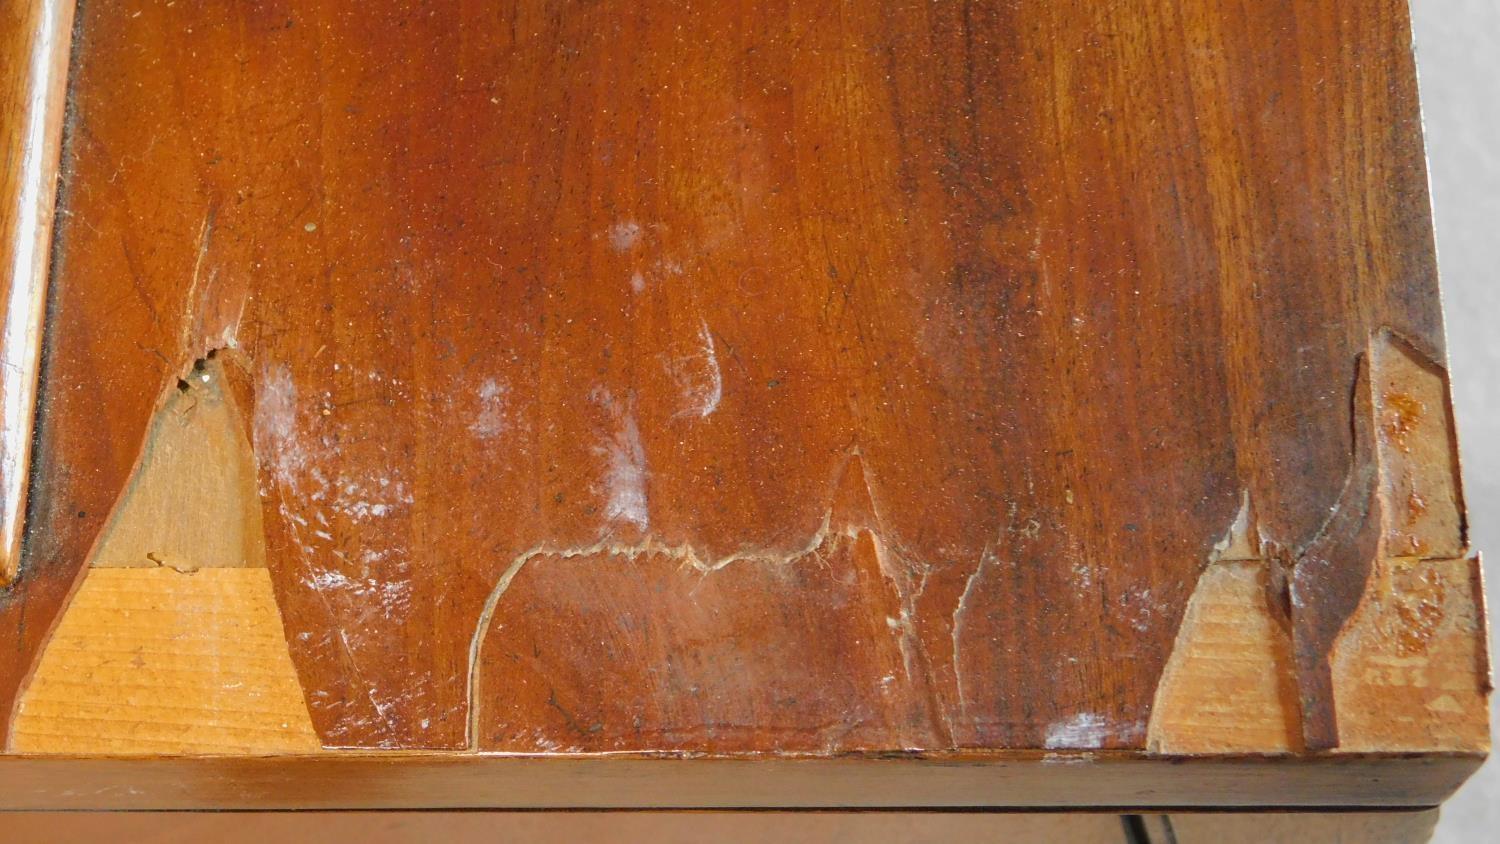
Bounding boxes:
1410 1 1499 840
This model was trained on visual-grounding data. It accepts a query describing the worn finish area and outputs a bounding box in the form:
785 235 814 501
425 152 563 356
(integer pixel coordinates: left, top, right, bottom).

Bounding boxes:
0 0 1489 808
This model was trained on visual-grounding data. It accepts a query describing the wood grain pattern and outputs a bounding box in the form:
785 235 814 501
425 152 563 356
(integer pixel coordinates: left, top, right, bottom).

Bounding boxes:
0 0 1487 809
11 360 317 754
0 0 75 584
1146 560 1300 755
1331 554 1490 753
88 357 267 572
10 567 320 754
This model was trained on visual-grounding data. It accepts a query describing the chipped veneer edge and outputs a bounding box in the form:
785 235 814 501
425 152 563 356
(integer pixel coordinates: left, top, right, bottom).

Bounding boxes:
7 356 319 754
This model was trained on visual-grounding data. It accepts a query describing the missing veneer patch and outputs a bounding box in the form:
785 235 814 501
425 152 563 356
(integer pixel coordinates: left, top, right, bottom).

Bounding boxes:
1147 558 1301 755
8 357 319 755
1371 331 1466 559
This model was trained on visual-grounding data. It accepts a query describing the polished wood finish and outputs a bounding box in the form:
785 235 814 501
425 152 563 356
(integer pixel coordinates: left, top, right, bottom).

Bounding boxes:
0 0 1487 810
0 0 74 584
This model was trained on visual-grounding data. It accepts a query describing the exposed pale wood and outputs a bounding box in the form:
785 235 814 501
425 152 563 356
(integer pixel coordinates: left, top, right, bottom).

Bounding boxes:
1147 560 1299 755
0 0 75 584
9 361 316 754
1371 332 1466 559
9 567 319 754
1331 555 1491 753
0 0 1486 811
1147 330 1487 758
90 357 266 571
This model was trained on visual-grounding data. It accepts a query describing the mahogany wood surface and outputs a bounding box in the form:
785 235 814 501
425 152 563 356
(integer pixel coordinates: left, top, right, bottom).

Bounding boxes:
0 0 1487 809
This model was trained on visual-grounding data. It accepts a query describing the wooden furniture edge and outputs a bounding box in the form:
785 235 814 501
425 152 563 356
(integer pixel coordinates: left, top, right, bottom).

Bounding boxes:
0 0 76 585
0 752 1483 811
0 0 1488 819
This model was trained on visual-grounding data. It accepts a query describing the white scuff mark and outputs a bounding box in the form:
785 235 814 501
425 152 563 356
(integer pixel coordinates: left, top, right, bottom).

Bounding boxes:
630 272 646 293
188 209 213 292
302 578 404 738
305 569 358 592
1044 712 1111 749
592 389 650 533
951 544 995 713
871 538 924 686
305 565 416 615
468 378 508 439
255 362 414 588
333 475 412 523
695 320 722 417
254 363 304 485
604 412 649 531
1124 586 1154 633
607 220 642 252
672 319 722 418
1043 713 1145 750
300 562 419 741
1072 561 1094 590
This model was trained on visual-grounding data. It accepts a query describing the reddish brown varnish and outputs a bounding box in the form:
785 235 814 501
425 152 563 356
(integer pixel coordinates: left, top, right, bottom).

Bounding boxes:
0 0 1480 773
0 0 75 585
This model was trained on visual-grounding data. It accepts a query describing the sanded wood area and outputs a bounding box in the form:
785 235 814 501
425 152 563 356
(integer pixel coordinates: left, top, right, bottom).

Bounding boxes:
0 0 1489 811
1332 555 1490 753
9 359 316 754
1147 560 1300 755
10 567 319 754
